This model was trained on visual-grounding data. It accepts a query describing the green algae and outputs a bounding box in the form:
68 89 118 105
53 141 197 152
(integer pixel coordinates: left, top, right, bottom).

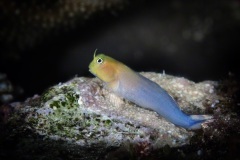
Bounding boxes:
27 81 120 144
41 103 102 138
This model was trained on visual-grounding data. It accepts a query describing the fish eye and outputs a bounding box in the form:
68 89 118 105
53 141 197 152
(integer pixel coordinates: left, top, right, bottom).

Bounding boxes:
96 57 103 64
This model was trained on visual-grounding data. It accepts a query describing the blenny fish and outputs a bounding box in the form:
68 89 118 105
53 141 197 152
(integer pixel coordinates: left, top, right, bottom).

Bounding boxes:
89 53 212 129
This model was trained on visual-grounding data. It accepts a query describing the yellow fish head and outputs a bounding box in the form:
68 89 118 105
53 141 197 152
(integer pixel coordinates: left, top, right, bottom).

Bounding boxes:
89 51 117 83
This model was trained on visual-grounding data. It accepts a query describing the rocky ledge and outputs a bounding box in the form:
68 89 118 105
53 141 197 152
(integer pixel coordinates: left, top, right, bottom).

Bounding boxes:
0 72 239 160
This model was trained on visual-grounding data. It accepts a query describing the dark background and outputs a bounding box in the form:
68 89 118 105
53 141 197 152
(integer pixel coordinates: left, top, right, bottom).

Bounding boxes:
0 0 240 102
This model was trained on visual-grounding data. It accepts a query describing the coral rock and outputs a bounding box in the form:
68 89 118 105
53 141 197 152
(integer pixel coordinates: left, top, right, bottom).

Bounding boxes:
0 72 239 160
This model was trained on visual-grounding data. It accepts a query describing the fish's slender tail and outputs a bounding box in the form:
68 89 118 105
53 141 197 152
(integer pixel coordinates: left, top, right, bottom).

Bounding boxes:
188 115 213 130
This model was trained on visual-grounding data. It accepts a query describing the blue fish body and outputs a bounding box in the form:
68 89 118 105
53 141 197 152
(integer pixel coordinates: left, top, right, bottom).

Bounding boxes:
116 72 210 130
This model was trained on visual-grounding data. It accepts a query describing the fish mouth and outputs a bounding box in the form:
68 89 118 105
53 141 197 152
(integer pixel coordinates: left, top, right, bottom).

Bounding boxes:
89 69 96 76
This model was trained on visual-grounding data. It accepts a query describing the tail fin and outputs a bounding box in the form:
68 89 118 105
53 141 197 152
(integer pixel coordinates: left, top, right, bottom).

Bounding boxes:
188 115 213 130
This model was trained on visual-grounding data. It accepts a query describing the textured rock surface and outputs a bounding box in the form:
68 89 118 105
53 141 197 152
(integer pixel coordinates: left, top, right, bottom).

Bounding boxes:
0 72 239 159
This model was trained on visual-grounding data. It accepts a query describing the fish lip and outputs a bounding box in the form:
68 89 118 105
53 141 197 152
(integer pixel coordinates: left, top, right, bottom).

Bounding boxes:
89 69 96 76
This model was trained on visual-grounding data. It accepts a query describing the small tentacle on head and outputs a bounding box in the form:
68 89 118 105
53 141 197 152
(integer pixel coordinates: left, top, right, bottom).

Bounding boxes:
93 49 98 58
